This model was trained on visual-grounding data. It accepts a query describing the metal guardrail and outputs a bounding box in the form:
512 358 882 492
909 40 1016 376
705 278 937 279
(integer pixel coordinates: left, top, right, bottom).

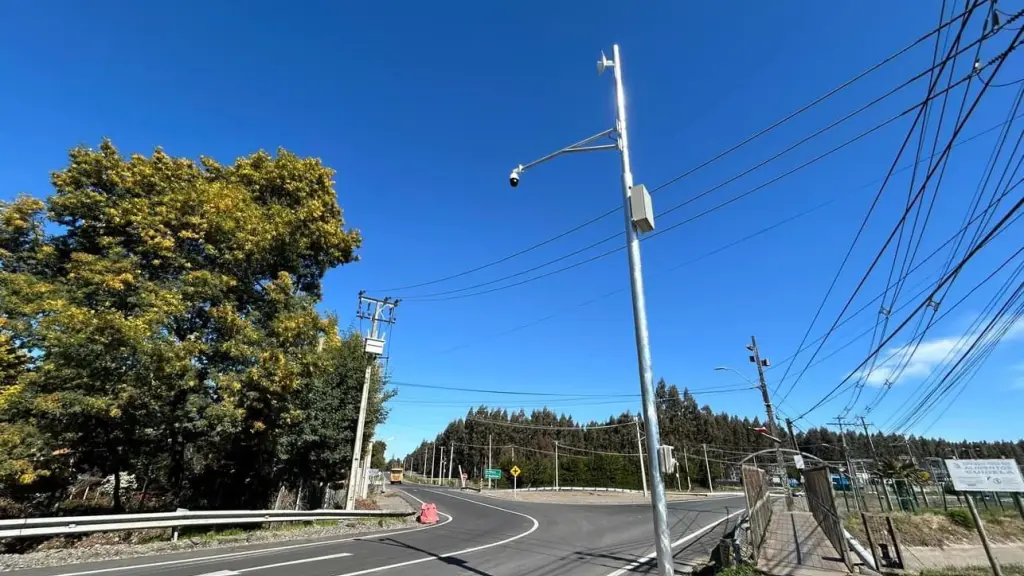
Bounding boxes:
0 508 414 539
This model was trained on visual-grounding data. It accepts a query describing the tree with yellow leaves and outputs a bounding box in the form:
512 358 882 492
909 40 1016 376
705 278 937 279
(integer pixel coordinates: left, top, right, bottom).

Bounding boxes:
1 140 383 512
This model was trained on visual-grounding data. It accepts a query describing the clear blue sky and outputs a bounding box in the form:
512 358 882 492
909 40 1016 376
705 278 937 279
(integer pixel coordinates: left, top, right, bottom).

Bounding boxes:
3 1 1023 460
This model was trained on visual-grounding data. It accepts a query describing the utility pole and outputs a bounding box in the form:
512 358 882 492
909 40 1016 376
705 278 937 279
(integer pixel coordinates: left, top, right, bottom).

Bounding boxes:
430 443 436 483
634 418 649 497
829 416 863 512
488 434 493 490
554 441 560 491
748 336 791 509
448 444 454 484
703 443 713 493
507 45 671 575
860 416 894 512
344 293 398 510
682 444 692 491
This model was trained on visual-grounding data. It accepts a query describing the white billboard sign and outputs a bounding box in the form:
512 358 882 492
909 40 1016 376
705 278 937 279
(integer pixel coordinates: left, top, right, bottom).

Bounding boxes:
944 459 1024 492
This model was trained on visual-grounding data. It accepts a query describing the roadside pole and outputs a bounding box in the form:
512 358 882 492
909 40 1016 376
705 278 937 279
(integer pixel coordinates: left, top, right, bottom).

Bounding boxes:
703 443 714 493
748 336 791 510
683 444 692 491
430 443 436 484
448 444 454 485
554 441 560 491
344 294 397 511
488 434 493 490
965 491 1003 576
635 418 648 497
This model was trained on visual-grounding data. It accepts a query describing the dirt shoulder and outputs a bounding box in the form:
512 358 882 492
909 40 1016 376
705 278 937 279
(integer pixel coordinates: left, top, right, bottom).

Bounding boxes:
481 489 741 505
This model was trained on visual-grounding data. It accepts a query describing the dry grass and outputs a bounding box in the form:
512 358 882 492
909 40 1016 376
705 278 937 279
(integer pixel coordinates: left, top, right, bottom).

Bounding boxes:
919 565 1024 576
845 509 1024 548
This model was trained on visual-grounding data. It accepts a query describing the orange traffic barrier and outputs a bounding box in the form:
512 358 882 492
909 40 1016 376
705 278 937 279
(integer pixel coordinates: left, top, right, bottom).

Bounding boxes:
418 502 438 524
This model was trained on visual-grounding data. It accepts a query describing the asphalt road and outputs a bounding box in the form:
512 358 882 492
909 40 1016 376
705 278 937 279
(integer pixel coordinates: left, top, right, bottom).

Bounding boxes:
6 487 747 576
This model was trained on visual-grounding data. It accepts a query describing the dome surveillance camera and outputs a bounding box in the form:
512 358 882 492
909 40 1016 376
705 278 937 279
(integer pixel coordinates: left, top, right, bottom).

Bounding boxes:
509 170 520 188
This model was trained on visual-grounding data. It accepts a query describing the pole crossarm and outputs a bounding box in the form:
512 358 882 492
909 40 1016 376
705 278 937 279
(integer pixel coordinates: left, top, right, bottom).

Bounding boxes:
514 128 617 175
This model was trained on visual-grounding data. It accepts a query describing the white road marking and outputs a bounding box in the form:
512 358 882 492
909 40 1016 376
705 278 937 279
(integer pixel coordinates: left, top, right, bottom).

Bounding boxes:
604 507 748 576
195 571 240 576
329 487 540 576
225 551 351 573
51 494 452 576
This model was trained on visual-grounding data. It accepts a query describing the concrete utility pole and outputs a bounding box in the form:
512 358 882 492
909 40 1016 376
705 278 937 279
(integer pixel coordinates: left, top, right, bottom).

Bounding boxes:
439 448 446 485
703 443 713 493
635 418 649 497
859 416 894 512
430 442 436 483
829 416 863 512
506 45 671 575
747 336 791 509
344 293 398 510
448 444 454 484
682 444 692 491
488 434 493 490
554 441 560 491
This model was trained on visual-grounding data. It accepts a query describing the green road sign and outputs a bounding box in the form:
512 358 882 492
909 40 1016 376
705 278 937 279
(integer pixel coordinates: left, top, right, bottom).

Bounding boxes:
484 468 502 480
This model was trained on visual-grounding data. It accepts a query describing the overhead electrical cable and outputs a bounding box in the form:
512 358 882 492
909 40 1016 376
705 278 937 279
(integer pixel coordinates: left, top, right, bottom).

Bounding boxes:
794 188 1024 421
406 62 995 304
375 4 988 294
777 18 1019 407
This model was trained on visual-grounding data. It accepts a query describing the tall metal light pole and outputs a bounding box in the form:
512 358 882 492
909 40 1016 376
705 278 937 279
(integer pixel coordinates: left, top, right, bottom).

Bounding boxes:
507 44 671 576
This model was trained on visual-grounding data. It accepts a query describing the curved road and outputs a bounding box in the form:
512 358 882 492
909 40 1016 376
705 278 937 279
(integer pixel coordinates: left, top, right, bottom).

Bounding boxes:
8 487 746 576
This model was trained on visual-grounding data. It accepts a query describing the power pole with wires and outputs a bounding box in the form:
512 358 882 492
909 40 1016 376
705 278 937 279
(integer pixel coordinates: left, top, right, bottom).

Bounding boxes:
859 416 894 512
635 418 648 497
829 416 864 512
554 441 560 491
748 336 792 509
344 293 398 510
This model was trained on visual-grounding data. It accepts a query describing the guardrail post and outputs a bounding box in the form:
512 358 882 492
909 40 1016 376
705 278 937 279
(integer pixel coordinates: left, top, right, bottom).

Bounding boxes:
171 508 188 542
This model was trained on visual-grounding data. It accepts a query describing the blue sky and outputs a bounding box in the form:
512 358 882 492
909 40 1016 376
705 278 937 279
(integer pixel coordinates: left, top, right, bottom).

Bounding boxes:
3 1 1023 460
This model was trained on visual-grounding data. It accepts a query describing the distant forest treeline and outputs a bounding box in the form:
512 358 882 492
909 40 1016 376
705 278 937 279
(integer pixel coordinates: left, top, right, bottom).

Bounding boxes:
400 381 1024 489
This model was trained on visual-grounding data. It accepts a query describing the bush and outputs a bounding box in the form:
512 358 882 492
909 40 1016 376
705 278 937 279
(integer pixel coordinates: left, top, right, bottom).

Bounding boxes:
944 508 974 529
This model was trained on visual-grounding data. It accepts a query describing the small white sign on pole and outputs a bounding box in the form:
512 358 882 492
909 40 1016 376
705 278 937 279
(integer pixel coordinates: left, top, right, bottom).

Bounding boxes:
944 459 1024 492
793 455 805 470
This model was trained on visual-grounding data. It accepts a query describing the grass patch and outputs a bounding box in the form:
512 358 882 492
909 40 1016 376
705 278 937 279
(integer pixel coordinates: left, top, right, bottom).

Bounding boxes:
713 565 757 576
843 508 1024 548
919 565 1024 576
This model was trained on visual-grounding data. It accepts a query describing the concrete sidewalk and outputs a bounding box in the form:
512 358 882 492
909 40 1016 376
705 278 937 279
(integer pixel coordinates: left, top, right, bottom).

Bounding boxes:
757 499 853 576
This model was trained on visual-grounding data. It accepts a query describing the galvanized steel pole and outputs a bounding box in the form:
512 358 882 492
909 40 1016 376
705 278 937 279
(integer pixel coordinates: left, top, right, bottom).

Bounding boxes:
611 44 674 576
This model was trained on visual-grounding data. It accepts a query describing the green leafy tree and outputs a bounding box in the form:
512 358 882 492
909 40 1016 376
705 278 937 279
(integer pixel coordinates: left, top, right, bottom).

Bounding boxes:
0 140 380 511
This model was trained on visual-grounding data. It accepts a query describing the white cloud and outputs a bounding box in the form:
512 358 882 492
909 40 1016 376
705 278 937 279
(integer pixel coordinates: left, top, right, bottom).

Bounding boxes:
858 316 1024 387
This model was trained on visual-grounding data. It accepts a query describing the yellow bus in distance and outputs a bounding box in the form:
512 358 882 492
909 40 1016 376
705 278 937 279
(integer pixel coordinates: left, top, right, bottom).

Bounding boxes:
389 468 404 484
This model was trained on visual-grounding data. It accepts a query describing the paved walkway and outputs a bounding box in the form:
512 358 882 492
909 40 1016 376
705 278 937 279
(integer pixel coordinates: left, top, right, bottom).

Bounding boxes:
757 499 853 575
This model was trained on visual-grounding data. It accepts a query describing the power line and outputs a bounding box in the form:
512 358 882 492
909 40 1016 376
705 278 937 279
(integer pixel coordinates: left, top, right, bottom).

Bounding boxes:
795 187 1024 421
406 64 994 304
432 114 1022 356
466 417 637 430
779 20 1020 407
776 4 982 405
374 5 987 295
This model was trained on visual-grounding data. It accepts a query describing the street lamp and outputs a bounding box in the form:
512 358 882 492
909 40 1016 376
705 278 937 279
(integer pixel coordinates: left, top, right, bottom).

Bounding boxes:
713 366 757 387
507 45 670 576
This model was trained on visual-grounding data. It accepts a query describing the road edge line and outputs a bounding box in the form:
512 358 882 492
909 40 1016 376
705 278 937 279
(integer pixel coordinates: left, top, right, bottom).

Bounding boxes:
329 487 539 576
51 496 452 576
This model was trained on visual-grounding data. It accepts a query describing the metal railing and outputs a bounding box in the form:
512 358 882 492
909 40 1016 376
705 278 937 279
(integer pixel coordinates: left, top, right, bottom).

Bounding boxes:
0 508 414 539
741 465 772 561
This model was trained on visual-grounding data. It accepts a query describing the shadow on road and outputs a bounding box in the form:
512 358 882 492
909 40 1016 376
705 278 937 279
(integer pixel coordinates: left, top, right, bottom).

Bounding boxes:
373 536 496 576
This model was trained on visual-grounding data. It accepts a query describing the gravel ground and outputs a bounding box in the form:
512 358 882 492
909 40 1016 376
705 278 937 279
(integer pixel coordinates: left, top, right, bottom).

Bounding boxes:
0 492 416 572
